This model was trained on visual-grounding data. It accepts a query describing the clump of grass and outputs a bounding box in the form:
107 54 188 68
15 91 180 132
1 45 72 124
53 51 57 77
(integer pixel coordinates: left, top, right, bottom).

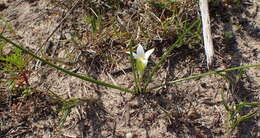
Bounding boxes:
0 48 25 72
0 41 30 93
222 93 259 132
84 12 102 33
143 19 201 92
218 69 260 132
0 16 35 100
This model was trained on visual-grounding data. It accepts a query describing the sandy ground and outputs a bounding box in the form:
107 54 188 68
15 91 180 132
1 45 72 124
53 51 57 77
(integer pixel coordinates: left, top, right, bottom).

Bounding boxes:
0 0 259 137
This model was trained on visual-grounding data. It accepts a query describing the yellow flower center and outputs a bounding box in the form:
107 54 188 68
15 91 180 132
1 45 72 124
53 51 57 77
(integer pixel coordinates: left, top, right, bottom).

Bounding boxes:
137 57 145 62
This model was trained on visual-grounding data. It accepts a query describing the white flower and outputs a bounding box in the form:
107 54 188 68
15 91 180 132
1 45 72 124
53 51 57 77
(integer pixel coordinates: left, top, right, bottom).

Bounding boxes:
127 44 154 67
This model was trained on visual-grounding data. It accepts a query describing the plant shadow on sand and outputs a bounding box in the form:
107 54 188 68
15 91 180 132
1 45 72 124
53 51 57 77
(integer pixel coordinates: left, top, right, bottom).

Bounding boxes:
210 1 259 137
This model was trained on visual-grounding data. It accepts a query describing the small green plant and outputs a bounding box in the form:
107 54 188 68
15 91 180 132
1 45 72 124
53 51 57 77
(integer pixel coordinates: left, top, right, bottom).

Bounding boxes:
222 92 259 131
224 31 233 42
219 69 259 132
84 13 102 33
0 47 25 73
143 19 201 92
127 44 154 93
0 46 25 76
0 40 31 97
20 86 34 98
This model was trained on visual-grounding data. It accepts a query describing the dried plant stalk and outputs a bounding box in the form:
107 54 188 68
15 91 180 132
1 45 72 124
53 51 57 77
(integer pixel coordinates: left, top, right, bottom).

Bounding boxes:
199 0 214 68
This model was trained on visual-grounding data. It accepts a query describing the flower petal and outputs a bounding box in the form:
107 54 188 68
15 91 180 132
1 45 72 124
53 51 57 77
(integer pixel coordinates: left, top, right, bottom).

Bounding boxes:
126 51 137 59
137 44 145 57
145 48 154 59
132 53 137 59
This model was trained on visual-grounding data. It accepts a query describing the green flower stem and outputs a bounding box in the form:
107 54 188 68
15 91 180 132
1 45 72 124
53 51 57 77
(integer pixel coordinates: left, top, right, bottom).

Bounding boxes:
0 35 134 94
143 20 200 91
149 63 260 90
129 40 140 93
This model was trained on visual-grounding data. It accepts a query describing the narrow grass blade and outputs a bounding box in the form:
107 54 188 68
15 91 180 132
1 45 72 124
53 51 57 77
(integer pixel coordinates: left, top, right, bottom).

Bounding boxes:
0 35 134 93
150 64 260 90
235 102 260 110
221 91 231 112
230 110 258 131
143 19 200 92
